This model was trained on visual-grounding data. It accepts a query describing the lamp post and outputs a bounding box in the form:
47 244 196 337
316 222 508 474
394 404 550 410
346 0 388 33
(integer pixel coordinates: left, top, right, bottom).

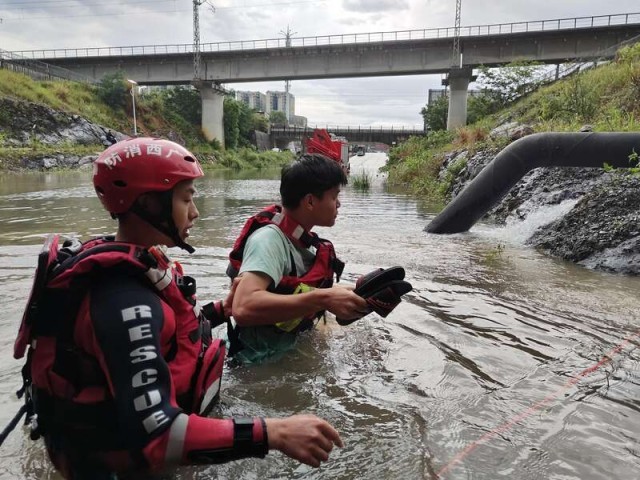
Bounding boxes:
127 79 138 136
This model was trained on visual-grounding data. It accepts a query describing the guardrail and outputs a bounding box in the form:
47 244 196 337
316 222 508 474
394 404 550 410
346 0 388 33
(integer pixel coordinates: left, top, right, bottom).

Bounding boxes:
11 12 640 59
271 125 425 134
0 49 95 83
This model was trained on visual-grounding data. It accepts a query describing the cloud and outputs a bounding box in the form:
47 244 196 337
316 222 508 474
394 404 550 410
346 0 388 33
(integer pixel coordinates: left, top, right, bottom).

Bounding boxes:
342 0 409 13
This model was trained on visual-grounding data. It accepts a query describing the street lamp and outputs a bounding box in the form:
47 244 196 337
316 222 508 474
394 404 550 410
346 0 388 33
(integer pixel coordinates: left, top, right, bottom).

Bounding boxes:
127 79 138 136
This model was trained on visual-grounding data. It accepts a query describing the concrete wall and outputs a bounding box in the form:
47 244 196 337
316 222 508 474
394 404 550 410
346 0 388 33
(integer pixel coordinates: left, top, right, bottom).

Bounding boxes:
199 84 225 144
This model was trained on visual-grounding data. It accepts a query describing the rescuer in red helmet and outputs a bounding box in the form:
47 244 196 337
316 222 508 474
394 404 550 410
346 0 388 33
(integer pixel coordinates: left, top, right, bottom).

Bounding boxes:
12 138 343 479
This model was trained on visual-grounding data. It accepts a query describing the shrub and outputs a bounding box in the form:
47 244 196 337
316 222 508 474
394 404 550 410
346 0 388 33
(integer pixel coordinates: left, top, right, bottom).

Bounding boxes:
95 71 127 109
351 171 372 191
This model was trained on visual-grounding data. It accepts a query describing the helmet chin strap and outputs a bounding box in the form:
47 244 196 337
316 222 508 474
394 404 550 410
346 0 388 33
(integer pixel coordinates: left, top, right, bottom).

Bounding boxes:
130 191 195 254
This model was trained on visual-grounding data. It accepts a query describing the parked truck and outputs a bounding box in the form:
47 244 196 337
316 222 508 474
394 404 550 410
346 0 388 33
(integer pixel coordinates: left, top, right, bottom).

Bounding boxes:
304 129 350 174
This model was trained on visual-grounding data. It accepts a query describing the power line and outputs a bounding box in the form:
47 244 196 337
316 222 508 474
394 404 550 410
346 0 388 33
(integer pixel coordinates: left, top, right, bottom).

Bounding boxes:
1 8 181 21
0 0 320 12
0 0 175 8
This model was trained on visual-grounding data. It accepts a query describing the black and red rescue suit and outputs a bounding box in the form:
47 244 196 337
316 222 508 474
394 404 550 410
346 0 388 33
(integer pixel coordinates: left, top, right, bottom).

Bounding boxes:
14 235 268 478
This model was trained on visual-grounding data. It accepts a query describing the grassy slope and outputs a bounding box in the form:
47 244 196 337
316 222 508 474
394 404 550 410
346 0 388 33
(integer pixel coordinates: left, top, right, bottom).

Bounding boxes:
0 69 129 131
386 43 640 200
0 70 293 169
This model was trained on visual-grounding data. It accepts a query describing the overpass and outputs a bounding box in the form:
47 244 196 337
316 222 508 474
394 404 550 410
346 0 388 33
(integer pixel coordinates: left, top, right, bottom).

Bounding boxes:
270 125 425 148
14 12 640 142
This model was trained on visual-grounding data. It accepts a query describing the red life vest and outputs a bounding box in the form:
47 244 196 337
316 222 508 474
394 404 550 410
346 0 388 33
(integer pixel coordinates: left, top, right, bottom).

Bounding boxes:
13 235 225 447
226 205 345 339
228 204 344 289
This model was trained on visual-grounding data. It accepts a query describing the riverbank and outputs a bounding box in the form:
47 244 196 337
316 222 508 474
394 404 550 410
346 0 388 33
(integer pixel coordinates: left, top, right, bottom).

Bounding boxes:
0 94 293 171
0 70 293 171
386 43 640 275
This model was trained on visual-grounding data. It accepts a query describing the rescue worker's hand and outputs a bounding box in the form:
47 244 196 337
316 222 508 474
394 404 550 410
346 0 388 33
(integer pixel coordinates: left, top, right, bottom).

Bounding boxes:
324 285 369 321
265 415 343 467
222 277 241 317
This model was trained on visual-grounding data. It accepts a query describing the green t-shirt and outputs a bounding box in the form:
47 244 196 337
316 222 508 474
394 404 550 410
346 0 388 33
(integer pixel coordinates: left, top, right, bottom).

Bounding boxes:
239 224 316 284
234 225 317 364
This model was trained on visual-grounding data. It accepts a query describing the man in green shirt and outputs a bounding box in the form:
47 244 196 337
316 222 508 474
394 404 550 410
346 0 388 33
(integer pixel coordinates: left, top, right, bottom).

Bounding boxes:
227 154 368 363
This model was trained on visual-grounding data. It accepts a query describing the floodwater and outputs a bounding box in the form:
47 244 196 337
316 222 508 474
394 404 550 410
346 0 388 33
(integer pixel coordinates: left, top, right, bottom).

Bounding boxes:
0 153 638 480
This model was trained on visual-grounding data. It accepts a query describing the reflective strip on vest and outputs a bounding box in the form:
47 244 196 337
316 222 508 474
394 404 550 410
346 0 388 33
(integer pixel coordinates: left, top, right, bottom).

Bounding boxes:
199 378 221 415
192 301 202 318
165 413 189 464
145 267 172 291
291 225 304 241
271 212 284 225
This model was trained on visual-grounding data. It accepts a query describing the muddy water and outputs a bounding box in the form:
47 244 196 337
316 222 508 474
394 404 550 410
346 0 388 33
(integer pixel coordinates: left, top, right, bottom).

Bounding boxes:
0 155 638 480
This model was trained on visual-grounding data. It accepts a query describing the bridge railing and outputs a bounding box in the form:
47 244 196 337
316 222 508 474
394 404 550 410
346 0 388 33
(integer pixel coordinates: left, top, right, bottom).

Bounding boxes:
0 49 95 83
12 12 640 59
270 125 425 134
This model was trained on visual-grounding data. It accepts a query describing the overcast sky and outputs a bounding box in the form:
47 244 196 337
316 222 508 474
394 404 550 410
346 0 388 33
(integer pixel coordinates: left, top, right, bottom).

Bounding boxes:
1 0 639 127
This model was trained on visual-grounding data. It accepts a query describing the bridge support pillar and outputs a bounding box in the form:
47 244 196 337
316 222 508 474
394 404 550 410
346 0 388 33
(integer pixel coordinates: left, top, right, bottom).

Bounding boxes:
195 81 225 145
443 68 477 131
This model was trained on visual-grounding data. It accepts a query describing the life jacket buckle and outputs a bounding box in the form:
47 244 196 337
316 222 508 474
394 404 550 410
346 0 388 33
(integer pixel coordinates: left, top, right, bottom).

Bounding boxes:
176 275 197 298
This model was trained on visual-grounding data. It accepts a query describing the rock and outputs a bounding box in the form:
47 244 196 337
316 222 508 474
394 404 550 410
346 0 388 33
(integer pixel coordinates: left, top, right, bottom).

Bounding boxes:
0 97 123 147
508 124 534 140
42 157 58 169
490 122 519 139
79 155 98 166
489 122 534 141
528 175 640 272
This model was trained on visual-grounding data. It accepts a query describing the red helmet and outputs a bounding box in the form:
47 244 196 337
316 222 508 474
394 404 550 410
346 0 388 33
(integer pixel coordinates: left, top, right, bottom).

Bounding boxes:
93 137 204 215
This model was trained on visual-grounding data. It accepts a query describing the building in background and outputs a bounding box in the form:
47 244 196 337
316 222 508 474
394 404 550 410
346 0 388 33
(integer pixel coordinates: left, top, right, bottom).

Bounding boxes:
290 114 308 127
235 90 267 112
237 89 306 126
265 90 295 119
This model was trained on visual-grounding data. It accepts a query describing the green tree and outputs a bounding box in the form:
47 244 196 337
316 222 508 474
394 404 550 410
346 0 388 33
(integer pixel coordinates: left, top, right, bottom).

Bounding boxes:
467 93 495 124
420 95 448 132
223 97 241 149
163 86 201 125
237 101 254 147
250 112 269 132
96 71 127 109
269 110 287 126
477 61 545 108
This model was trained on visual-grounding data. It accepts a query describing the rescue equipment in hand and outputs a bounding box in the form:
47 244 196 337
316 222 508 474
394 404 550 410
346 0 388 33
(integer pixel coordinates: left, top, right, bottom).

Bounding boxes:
336 266 413 326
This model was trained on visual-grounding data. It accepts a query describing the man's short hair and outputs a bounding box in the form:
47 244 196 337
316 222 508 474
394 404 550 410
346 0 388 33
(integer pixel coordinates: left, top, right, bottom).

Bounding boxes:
280 154 348 209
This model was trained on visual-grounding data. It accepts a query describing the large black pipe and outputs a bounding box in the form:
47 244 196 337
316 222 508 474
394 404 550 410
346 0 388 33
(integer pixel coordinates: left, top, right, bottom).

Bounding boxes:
425 132 640 233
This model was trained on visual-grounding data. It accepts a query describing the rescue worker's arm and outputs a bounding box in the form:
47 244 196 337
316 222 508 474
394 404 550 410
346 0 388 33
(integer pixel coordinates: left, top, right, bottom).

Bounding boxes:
232 227 367 326
86 277 341 469
85 277 268 469
232 271 367 326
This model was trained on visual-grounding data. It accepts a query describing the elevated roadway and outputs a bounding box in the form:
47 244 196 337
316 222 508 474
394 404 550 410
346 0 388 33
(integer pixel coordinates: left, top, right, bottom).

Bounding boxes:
17 13 640 84
13 12 640 142
270 125 425 148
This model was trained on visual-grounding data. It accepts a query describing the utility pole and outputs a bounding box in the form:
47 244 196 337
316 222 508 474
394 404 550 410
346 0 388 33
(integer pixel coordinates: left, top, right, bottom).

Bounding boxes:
279 25 297 126
193 0 215 81
452 0 462 67
443 0 474 130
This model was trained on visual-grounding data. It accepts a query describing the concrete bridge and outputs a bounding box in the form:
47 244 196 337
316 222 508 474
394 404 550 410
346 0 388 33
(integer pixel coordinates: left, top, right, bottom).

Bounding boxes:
14 12 640 143
270 125 425 149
